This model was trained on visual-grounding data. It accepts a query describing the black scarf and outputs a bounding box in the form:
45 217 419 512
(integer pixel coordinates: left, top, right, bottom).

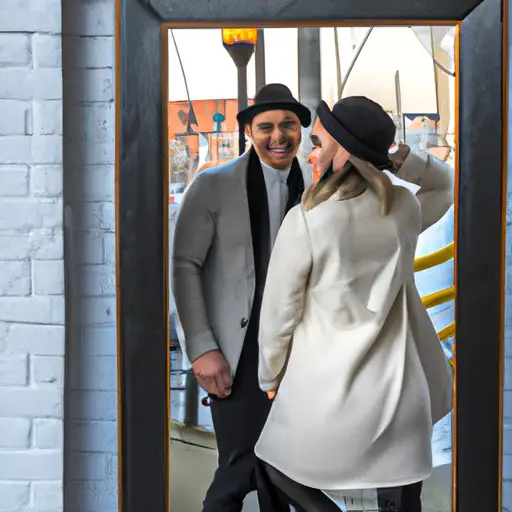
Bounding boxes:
246 147 305 311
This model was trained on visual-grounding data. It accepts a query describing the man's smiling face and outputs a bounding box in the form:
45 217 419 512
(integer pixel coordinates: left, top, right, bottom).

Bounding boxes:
246 110 302 170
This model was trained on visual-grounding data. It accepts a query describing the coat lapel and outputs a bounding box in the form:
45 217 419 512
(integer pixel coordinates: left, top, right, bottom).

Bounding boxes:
228 150 304 316
229 152 256 304
246 148 271 307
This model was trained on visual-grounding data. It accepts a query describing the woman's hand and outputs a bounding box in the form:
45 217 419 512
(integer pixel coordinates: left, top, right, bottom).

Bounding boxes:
267 391 276 400
389 143 411 174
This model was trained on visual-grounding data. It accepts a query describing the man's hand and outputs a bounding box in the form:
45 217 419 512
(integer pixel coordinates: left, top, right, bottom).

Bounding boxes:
192 350 232 398
267 391 276 400
389 143 411 174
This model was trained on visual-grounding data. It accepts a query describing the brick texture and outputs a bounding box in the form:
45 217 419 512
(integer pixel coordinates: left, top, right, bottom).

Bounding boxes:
0 1 65 511
62 0 118 510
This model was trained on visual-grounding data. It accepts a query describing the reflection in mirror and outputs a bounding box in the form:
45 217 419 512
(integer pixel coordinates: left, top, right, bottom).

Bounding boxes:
168 25 456 512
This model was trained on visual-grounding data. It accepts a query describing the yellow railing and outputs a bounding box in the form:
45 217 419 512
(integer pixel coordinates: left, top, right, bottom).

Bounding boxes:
438 322 456 342
422 286 455 309
414 242 454 272
414 242 455 367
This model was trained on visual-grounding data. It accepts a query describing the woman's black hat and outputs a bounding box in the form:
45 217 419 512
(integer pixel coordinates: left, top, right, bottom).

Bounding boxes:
237 83 311 127
316 96 396 169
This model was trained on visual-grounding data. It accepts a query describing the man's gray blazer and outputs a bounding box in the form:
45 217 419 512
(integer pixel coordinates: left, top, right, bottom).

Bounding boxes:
172 151 257 376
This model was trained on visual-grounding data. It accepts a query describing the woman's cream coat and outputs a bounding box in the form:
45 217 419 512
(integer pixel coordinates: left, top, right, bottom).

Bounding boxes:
255 151 454 490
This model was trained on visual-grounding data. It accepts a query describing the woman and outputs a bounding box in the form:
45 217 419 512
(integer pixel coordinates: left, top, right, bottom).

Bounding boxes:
254 96 454 511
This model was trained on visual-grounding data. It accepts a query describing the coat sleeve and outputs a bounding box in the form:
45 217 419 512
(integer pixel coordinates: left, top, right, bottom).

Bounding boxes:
396 151 454 233
258 205 313 392
172 172 219 363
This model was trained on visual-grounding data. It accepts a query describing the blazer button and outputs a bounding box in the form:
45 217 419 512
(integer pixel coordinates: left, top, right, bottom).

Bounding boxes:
240 318 248 328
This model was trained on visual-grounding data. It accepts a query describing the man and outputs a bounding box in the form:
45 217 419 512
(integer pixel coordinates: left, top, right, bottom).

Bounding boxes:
172 83 312 512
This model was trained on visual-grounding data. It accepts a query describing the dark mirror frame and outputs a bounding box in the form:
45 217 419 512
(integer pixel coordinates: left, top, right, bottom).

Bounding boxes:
115 0 507 511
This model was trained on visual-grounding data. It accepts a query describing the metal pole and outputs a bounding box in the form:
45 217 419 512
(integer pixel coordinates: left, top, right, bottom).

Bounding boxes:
395 70 404 143
255 28 266 92
238 65 248 154
333 28 342 99
298 28 321 115
222 39 255 156
297 28 321 185
184 370 198 427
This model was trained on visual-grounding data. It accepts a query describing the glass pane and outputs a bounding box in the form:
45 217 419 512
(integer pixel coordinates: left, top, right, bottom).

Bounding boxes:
169 24 456 512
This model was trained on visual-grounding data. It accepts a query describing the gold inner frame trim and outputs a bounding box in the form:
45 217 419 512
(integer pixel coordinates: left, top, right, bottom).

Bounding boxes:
162 25 171 512
451 23 460 512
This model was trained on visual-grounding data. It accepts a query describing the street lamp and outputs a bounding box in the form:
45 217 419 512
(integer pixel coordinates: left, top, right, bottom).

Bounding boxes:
222 28 258 154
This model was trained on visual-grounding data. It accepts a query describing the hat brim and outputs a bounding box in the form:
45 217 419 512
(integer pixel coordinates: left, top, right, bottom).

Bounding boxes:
237 101 311 128
316 101 392 169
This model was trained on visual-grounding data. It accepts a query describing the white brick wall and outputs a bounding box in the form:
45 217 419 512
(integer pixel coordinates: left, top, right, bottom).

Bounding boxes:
63 0 118 510
0 0 65 510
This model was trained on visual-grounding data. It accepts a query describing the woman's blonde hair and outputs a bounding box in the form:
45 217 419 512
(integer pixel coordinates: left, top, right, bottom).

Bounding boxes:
349 156 395 215
302 157 395 215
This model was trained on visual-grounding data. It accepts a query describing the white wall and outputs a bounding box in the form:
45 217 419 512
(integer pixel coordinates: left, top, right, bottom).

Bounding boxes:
62 0 118 510
0 1 119 509
0 1 65 511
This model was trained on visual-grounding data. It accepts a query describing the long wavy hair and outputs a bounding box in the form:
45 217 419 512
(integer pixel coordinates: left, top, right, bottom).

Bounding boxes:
302 155 395 216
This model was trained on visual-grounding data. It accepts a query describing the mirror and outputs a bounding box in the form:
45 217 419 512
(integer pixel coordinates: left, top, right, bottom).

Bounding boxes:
168 24 456 512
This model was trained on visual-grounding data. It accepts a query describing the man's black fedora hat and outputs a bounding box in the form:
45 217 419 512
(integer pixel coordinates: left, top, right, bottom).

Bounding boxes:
316 96 396 169
237 83 311 127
